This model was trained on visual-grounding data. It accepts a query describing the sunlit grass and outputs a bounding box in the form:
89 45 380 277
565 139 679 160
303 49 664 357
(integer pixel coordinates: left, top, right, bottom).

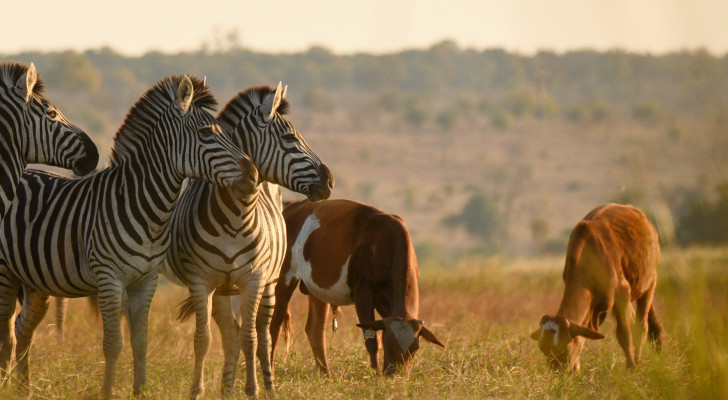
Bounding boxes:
0 247 725 399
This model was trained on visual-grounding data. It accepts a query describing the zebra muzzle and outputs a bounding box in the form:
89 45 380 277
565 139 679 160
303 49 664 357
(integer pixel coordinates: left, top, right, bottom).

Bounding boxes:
71 138 100 176
228 159 258 198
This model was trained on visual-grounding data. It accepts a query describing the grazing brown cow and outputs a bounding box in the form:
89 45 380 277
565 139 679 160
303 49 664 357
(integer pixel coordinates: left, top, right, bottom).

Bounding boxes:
270 199 443 375
531 203 664 370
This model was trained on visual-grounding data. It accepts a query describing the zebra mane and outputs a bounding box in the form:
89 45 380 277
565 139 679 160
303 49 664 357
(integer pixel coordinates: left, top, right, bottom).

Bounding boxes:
0 62 46 94
217 85 290 127
109 75 217 165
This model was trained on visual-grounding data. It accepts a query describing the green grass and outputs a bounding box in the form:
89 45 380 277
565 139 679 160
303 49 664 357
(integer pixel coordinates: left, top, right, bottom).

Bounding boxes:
0 247 726 399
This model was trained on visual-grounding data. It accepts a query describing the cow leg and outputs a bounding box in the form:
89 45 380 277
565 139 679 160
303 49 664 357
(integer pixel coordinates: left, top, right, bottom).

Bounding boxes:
353 289 379 371
15 288 50 391
238 281 264 397
211 294 240 398
0 265 19 380
126 273 157 397
304 295 331 376
613 286 636 368
187 283 214 400
633 282 656 364
270 277 298 370
567 336 586 371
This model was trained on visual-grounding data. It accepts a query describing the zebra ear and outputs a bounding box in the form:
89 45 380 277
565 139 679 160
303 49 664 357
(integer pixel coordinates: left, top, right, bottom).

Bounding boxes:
20 62 38 103
282 84 288 99
261 81 283 121
177 75 195 114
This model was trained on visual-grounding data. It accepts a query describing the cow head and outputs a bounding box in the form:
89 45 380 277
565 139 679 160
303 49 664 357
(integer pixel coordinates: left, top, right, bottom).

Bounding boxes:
357 317 443 375
530 315 604 370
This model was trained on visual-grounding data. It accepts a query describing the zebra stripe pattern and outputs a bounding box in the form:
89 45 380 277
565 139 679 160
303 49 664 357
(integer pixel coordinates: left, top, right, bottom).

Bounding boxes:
162 82 333 398
0 62 98 220
0 75 256 398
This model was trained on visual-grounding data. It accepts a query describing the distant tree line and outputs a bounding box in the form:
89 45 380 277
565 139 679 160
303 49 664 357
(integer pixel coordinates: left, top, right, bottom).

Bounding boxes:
4 41 727 126
4 42 728 249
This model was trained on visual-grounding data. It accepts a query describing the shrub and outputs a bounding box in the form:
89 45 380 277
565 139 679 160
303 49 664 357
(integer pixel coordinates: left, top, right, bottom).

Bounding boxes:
443 193 505 250
675 182 728 245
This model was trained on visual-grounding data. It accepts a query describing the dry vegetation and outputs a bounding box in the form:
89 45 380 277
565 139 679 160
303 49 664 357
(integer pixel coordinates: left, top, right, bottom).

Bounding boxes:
1 247 726 399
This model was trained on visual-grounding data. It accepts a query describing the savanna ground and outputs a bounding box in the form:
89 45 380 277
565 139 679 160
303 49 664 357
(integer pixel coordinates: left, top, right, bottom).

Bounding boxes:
0 246 725 399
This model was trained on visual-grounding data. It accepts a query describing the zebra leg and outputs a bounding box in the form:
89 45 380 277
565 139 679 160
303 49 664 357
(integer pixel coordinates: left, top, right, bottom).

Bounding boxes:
14 287 50 390
211 294 240 398
238 282 264 397
97 277 125 399
126 274 158 397
0 265 19 380
256 282 276 391
55 297 68 344
188 284 213 400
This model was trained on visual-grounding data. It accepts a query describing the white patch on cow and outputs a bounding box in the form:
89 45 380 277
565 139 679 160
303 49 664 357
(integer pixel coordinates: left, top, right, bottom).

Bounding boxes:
364 329 376 339
390 320 416 352
286 214 353 305
541 320 560 345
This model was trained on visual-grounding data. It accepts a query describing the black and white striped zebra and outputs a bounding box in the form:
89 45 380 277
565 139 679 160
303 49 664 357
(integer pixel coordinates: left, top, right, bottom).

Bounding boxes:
0 75 257 398
162 82 333 398
0 62 98 219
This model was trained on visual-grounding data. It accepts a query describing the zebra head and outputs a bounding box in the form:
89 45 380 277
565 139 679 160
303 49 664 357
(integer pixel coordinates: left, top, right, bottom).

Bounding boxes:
169 75 257 197
219 82 334 202
1 62 98 175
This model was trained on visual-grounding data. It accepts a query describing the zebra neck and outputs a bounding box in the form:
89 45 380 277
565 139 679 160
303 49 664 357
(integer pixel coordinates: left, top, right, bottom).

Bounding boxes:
0 125 27 219
115 159 185 229
213 182 264 230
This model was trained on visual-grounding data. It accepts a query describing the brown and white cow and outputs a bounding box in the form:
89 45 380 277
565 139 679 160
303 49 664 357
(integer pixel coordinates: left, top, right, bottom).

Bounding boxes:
531 203 664 370
270 199 443 376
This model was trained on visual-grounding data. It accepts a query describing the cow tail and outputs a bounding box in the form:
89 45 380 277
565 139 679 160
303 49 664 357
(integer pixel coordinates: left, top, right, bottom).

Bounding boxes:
282 306 293 354
648 306 665 353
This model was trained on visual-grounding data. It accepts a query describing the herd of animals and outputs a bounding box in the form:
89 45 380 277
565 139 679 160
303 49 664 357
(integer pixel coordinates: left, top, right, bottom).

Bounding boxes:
0 61 664 398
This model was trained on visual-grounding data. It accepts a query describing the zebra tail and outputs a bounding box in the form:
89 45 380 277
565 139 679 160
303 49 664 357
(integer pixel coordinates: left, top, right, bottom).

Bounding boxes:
176 296 196 322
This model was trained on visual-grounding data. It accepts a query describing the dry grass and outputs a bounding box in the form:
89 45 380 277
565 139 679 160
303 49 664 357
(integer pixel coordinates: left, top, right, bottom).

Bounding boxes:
0 247 726 399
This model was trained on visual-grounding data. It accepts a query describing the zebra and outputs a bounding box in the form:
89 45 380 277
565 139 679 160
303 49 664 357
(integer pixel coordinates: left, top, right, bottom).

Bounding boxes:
161 82 334 398
0 75 257 398
0 62 98 219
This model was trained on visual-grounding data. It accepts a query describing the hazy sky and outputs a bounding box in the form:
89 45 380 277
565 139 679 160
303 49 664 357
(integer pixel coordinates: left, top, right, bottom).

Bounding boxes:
4 0 727 56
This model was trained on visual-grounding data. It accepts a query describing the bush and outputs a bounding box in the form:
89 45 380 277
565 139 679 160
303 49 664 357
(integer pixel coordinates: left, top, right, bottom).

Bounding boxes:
443 193 505 250
490 109 513 131
632 102 663 125
675 183 728 246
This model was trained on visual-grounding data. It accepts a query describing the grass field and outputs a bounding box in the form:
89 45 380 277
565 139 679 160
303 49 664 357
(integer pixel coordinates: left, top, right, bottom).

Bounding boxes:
0 247 726 399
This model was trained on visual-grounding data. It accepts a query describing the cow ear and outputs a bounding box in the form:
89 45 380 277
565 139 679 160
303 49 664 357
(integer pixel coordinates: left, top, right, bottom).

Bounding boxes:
530 328 542 340
418 325 444 347
260 81 283 121
357 320 385 331
177 75 194 114
569 323 604 340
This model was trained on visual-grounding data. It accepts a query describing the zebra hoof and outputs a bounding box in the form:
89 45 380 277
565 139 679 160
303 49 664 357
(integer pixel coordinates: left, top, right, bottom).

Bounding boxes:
244 385 258 397
189 385 204 400
219 383 234 399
